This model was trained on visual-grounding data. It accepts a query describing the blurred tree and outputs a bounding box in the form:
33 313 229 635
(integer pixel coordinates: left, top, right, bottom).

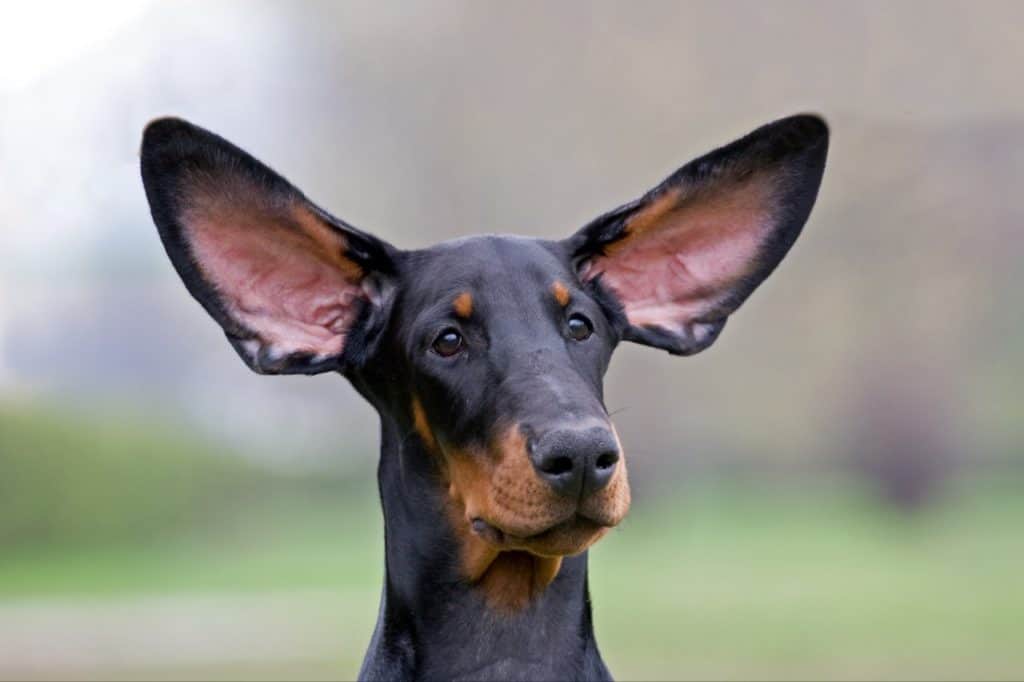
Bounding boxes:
843 356 961 510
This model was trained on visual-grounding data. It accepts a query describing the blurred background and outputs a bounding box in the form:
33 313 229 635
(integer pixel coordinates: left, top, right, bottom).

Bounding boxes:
1 1 1022 680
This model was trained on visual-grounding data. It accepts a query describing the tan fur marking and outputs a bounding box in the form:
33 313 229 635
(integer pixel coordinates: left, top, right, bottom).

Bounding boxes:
478 553 564 612
411 396 437 453
551 280 571 307
438 422 631 612
290 204 364 280
610 186 685 246
453 291 473 319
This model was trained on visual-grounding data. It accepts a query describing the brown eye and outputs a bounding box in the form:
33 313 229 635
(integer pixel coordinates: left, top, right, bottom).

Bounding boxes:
567 313 593 341
432 329 464 357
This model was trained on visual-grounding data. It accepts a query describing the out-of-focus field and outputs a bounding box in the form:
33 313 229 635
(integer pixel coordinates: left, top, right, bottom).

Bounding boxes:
2 405 1021 681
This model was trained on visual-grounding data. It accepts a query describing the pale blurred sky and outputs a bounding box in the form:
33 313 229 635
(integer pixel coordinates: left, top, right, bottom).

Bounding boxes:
0 2 156 93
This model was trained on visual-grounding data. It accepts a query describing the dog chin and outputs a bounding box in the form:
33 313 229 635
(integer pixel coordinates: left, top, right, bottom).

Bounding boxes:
472 515 612 558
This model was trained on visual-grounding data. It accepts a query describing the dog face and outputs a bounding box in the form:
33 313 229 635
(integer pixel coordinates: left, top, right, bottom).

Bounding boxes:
141 114 827 605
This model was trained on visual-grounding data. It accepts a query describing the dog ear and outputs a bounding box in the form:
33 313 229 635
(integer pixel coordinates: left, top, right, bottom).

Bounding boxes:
141 118 399 374
566 114 828 355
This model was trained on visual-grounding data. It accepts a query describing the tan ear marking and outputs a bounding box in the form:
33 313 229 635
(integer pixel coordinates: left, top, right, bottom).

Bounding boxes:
551 281 570 307
453 291 473 319
618 185 684 241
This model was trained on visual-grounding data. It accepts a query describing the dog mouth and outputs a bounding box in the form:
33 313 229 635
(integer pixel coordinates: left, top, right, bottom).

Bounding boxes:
470 514 613 557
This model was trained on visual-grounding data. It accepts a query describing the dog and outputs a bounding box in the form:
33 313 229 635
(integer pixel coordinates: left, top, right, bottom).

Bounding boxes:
141 113 827 680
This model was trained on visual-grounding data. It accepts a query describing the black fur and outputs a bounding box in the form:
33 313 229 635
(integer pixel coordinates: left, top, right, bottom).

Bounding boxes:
140 114 828 681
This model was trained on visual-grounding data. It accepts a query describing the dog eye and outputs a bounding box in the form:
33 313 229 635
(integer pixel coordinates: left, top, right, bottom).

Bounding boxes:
567 313 593 341
432 328 464 357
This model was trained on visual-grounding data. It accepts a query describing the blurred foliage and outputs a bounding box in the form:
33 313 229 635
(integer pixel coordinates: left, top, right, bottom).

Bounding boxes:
0 401 277 548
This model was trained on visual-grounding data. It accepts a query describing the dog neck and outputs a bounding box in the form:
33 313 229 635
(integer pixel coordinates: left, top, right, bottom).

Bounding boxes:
357 414 612 681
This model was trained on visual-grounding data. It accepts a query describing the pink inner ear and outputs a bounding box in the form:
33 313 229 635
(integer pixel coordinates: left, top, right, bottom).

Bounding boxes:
587 177 776 335
185 194 364 360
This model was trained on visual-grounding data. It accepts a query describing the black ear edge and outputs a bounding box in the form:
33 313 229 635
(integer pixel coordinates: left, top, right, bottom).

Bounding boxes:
659 113 829 193
141 118 255 360
621 319 728 356
141 117 297 209
140 117 402 375
226 334 345 375
715 113 828 313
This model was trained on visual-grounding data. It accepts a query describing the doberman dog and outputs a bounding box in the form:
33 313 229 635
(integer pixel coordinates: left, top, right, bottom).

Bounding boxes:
141 113 827 681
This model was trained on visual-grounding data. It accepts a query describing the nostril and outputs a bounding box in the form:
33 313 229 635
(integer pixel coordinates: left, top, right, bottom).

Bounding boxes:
595 451 619 471
584 447 619 496
539 455 574 477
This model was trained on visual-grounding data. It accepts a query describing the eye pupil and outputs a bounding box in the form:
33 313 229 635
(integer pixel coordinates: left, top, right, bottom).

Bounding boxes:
567 313 593 341
432 329 463 357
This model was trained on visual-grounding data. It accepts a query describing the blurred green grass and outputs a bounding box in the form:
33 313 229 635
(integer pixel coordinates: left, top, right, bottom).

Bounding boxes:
2 403 1022 680
2 482 1021 680
594 481 1024 680
0 403 276 548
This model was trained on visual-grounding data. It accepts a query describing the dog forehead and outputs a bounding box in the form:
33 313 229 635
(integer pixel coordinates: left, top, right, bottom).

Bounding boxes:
406 235 570 297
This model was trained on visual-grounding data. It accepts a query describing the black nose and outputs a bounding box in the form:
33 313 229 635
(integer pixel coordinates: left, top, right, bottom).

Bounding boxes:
529 425 620 498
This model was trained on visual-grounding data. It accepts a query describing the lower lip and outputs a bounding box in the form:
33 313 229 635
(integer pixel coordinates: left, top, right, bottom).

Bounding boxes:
470 516 605 545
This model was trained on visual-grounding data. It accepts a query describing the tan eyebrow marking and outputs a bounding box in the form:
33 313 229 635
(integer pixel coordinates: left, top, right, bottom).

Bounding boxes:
453 291 473 318
551 281 570 307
